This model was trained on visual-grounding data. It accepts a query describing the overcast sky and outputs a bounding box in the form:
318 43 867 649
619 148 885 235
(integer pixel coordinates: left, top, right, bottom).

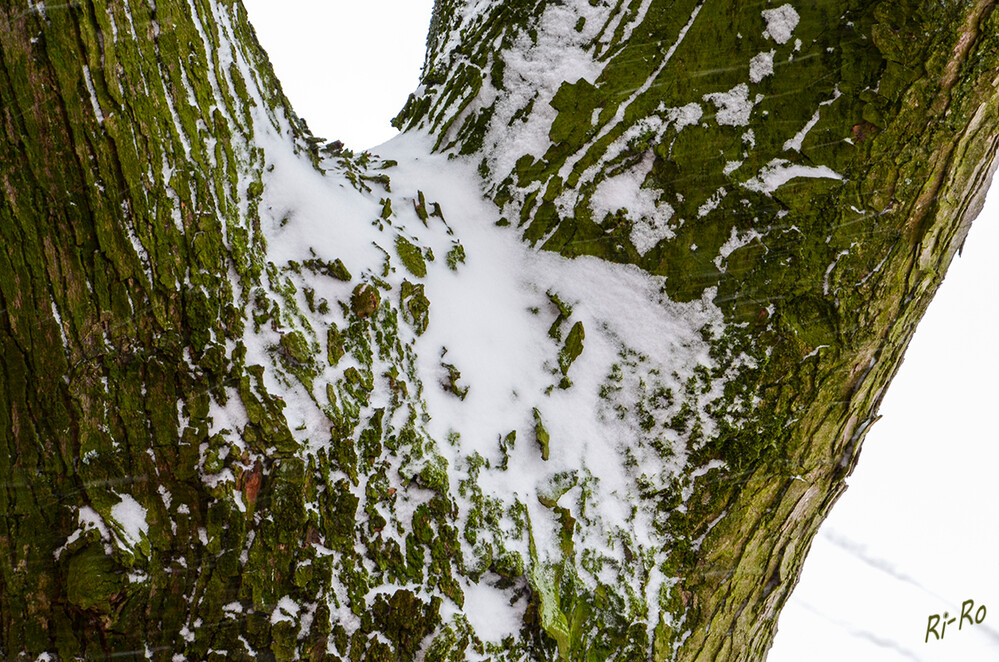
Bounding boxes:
242 0 434 149
241 2 999 658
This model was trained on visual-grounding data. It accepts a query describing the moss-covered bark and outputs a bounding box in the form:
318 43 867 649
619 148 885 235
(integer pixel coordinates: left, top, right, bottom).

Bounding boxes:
0 0 299 655
1 0 997 660
402 0 999 658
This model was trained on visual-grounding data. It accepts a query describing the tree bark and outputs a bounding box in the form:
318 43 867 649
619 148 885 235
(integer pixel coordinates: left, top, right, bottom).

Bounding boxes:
0 0 996 660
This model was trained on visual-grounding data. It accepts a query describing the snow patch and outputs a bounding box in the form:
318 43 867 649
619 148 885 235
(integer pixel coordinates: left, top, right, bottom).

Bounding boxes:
271 595 300 625
588 151 672 254
480 2 605 180
762 4 800 44
783 110 821 151
460 579 527 642
667 102 703 132
79 506 111 540
630 204 676 255
742 159 843 194
82 66 104 124
698 187 727 218
704 84 754 126
715 227 763 269
110 493 149 549
749 51 775 83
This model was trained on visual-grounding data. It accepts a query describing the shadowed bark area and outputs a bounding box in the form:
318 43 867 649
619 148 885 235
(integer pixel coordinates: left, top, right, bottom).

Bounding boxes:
0 0 997 660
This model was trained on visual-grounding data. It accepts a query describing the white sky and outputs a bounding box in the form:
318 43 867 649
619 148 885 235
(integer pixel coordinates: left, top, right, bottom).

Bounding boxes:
241 1 999 658
242 0 434 149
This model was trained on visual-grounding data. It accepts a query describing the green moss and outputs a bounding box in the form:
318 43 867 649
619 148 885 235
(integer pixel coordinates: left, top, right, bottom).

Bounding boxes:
492 550 525 579
303 257 352 281
498 430 516 470
445 244 466 271
271 459 307 544
413 190 431 224
394 235 428 278
546 292 573 340
533 408 551 461
65 544 123 613
400 280 431 335
279 330 312 365
557 321 585 386
239 367 298 455
380 197 394 220
528 563 572 660
441 362 468 400
271 620 298 662
351 283 381 318
371 590 441 658
328 324 346 366
549 78 600 145
323 480 359 545
417 454 450 494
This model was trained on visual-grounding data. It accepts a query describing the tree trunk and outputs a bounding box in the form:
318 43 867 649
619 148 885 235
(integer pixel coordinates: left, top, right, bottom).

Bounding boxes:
1 0 996 660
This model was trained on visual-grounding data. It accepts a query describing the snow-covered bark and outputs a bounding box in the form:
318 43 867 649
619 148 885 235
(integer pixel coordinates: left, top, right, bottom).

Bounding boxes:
1 0 997 660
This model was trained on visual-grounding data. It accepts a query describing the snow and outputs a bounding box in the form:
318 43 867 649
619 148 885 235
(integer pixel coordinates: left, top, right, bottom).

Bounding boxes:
49 297 68 349
461 578 528 641
82 66 104 124
377 133 722 622
271 595 300 625
698 187 727 217
110 493 149 549
225 0 999 656
474 1 606 183
232 490 246 513
629 204 676 255
742 158 843 193
224 97 736 638
749 51 775 83
703 84 754 126
157 485 172 510
78 506 111 540
668 102 704 132
715 226 763 269
588 151 671 252
211 0 835 647
762 4 800 45
783 109 821 151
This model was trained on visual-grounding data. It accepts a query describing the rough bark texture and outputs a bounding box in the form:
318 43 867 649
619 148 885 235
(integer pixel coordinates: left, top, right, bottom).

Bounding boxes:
398 0 999 658
0 0 292 655
0 0 997 660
